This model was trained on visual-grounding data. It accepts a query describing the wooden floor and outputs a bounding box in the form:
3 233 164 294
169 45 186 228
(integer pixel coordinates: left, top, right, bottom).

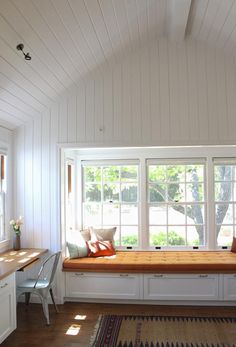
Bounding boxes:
2 302 236 347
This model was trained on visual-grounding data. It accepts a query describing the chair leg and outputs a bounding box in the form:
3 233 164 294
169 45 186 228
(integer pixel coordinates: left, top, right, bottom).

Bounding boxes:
41 298 50 325
49 288 59 313
25 292 31 305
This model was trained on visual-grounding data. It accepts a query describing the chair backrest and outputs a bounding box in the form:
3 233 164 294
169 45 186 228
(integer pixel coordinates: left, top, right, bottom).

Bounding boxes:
35 251 61 288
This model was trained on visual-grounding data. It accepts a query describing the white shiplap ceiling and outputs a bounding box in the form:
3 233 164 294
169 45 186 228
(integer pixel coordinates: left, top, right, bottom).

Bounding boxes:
0 0 236 130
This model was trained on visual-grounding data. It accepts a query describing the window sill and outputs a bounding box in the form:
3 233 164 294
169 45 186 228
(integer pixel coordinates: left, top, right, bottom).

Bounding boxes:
0 239 10 252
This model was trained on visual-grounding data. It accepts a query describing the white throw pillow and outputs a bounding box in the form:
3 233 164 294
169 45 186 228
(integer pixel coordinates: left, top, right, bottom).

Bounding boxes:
89 227 117 244
80 229 91 241
66 231 88 258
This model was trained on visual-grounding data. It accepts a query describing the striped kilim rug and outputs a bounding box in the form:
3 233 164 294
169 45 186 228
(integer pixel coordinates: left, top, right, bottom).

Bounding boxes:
90 315 236 347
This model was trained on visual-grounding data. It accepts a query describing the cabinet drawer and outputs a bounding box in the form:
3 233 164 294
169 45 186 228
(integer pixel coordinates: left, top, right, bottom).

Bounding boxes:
223 274 236 300
0 273 16 344
144 274 219 301
66 272 142 300
0 273 15 292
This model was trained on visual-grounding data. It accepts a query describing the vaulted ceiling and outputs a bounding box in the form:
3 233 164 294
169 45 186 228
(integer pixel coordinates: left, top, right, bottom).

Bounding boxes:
0 0 236 130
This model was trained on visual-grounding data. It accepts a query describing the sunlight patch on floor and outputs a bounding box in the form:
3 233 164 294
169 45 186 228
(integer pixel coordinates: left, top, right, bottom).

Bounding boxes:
74 315 86 320
66 324 81 336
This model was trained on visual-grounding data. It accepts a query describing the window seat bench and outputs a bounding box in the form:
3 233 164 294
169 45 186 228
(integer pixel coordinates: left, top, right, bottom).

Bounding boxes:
63 251 236 303
63 250 236 273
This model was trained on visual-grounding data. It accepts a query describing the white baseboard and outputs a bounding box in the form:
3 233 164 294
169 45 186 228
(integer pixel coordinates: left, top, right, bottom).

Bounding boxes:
64 297 236 306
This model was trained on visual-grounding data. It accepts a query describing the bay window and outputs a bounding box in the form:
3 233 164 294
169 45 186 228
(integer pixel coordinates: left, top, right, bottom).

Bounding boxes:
62 147 236 251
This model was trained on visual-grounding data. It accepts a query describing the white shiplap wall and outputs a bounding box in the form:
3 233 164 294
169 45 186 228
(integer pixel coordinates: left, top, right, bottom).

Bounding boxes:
14 39 236 249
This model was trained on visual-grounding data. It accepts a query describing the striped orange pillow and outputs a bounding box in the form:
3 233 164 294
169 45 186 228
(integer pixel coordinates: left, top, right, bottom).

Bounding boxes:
87 240 116 257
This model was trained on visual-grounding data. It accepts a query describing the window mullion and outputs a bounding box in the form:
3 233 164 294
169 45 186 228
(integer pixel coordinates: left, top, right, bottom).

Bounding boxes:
184 167 187 245
207 157 215 249
166 172 169 246
77 159 83 230
101 166 103 228
140 158 147 249
119 166 121 246
232 173 235 237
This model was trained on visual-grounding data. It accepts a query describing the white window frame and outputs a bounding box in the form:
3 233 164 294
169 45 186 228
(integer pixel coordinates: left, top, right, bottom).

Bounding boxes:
213 158 236 249
147 158 207 250
81 160 140 249
61 145 236 252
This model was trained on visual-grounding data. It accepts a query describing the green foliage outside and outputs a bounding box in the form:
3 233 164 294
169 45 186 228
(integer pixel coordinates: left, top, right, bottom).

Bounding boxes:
150 230 200 246
120 235 138 246
83 164 233 247
84 166 101 182
150 230 185 246
84 166 138 203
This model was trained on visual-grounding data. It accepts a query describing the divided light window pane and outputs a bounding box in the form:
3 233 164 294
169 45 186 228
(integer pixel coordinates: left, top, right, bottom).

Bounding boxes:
148 162 206 248
214 162 236 247
82 163 139 248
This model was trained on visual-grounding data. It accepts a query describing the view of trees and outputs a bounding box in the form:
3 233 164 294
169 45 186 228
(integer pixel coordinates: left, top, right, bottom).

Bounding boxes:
83 165 139 246
149 164 233 246
149 164 204 246
214 165 232 241
83 164 234 247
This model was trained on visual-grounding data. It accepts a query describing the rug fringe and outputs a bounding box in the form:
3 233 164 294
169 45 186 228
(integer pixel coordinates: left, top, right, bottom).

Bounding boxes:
89 314 102 347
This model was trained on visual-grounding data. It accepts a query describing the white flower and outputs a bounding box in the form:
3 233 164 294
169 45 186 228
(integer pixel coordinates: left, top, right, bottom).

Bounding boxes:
10 216 24 230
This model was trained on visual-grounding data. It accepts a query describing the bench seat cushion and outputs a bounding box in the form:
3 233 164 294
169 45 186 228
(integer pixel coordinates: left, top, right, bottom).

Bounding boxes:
63 251 236 273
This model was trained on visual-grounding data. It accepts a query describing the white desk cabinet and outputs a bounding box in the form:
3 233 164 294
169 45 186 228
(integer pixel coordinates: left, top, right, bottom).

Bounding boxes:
223 274 236 300
0 273 16 344
65 272 142 300
143 274 219 301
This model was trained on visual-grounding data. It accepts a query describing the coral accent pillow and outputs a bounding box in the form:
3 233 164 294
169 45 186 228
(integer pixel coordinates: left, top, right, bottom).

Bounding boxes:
231 236 236 253
87 240 116 257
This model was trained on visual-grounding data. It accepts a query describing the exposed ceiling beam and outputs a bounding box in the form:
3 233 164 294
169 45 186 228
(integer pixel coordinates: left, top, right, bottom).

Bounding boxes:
167 0 192 41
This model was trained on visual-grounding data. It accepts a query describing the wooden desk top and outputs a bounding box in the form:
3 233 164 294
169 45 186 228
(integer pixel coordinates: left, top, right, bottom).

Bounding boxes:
0 248 48 280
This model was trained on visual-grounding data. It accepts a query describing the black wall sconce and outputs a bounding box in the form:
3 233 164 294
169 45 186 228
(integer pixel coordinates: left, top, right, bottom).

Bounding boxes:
16 43 31 61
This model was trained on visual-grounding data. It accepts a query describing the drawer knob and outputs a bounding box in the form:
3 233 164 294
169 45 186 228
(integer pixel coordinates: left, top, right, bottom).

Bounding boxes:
199 274 208 278
154 274 163 278
75 273 84 276
119 274 129 277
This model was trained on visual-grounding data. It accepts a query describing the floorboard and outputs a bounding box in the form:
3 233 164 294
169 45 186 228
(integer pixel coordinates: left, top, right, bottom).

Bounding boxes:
2 302 236 347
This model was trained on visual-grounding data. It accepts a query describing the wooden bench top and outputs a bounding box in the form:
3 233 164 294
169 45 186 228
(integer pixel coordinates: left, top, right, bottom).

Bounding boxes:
63 250 236 273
